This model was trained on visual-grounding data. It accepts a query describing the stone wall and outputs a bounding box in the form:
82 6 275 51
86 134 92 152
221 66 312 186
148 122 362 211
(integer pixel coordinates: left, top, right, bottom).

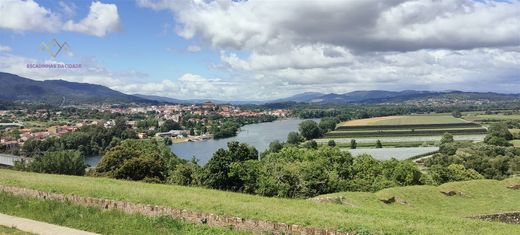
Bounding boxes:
471 212 520 224
0 185 353 235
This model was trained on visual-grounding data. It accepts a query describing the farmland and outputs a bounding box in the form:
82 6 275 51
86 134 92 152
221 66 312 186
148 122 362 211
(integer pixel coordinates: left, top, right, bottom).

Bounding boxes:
320 115 487 159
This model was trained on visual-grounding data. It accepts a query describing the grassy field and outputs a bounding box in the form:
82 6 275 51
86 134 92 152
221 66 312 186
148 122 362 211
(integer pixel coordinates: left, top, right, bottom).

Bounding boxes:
0 169 519 234
324 128 486 138
464 114 520 122
339 115 466 126
510 140 520 147
0 226 33 235
0 192 242 235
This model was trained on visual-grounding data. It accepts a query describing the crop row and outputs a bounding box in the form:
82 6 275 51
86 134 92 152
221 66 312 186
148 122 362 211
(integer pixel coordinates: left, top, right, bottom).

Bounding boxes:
324 128 487 138
336 122 480 131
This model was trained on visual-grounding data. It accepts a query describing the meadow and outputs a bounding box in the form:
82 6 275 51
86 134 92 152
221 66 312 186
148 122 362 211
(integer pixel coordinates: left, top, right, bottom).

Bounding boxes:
0 169 519 234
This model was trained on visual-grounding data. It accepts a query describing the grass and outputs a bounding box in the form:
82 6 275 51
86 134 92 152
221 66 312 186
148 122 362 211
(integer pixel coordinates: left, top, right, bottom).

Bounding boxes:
0 192 243 235
324 128 486 138
339 115 466 127
464 114 520 122
0 226 33 235
510 140 520 147
0 169 519 234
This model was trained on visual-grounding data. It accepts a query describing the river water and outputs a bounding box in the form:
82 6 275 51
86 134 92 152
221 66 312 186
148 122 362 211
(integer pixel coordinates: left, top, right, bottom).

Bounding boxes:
170 118 318 164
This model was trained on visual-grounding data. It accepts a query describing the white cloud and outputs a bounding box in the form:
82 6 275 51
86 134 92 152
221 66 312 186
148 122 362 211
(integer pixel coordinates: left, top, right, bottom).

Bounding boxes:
0 45 12 53
186 45 201 52
0 0 61 32
138 0 520 52
63 1 121 37
0 0 120 37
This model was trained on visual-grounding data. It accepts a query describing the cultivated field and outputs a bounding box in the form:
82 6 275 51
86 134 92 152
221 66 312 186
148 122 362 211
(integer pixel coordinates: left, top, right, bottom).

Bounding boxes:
338 115 467 126
0 170 519 234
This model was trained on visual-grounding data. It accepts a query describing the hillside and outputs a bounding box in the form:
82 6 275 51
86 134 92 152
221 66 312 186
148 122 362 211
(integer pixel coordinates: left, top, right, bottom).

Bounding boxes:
0 169 518 234
272 90 520 104
0 72 150 105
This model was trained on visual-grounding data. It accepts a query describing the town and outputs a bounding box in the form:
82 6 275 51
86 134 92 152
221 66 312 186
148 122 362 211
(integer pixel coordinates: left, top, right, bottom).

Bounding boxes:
0 101 289 152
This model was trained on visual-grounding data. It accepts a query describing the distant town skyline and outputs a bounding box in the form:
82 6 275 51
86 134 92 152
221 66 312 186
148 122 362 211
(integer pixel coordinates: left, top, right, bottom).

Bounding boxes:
0 0 519 100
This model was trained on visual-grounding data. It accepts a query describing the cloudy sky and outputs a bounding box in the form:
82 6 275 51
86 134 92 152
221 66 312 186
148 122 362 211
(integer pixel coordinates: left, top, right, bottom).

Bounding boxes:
0 0 519 100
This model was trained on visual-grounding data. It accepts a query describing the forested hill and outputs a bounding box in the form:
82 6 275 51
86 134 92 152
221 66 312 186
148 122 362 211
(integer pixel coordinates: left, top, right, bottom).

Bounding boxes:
0 72 151 105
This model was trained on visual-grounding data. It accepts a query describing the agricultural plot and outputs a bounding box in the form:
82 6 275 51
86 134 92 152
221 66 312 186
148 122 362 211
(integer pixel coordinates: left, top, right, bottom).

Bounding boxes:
464 114 520 122
320 115 487 159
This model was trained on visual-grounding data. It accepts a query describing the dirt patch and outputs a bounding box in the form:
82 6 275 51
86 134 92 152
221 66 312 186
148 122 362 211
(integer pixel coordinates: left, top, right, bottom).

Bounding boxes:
471 212 520 224
339 116 402 126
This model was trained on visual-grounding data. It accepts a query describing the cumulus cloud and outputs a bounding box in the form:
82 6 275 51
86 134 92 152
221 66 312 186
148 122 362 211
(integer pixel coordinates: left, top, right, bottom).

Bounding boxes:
0 0 120 37
64 1 121 37
0 0 61 32
138 0 520 52
135 0 520 99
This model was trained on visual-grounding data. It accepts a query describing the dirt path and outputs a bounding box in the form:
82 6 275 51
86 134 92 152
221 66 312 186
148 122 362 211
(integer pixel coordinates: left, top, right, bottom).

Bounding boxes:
0 213 98 235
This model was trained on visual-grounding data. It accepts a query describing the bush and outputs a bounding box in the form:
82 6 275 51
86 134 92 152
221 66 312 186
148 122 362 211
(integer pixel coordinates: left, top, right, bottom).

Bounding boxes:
15 150 86 176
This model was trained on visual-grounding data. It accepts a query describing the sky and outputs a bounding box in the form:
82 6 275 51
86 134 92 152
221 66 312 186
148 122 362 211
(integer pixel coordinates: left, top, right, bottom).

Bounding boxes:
0 0 519 101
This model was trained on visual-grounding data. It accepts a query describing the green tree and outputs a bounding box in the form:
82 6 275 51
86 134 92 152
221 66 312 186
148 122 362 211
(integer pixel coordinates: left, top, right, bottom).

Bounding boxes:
287 131 303 145
375 140 383 148
299 120 321 140
16 150 86 176
160 120 182 132
318 117 338 133
451 110 462 118
327 139 336 147
487 123 513 140
350 139 357 149
440 132 454 144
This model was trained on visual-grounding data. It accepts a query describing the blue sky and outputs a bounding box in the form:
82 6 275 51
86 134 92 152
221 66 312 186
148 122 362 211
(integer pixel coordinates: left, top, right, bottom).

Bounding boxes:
0 0 519 100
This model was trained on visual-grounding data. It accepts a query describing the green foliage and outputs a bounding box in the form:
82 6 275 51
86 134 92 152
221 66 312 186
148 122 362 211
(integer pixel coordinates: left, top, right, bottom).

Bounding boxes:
375 140 382 148
428 164 483 184
286 131 304 145
451 110 462 118
327 139 336 147
487 122 513 140
268 140 284 153
95 139 181 181
203 141 258 191
299 120 321 140
484 135 513 146
350 139 357 149
318 117 339 133
15 150 86 176
440 132 454 144
160 120 182 132
169 162 202 186
303 140 318 149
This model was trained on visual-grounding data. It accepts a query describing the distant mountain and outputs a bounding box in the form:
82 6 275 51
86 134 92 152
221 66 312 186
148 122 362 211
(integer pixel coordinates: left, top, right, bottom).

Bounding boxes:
271 90 520 104
0 72 150 105
133 94 265 105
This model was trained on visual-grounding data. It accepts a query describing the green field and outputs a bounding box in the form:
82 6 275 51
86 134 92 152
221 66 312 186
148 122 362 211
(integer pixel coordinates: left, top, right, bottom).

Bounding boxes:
325 128 486 138
339 115 467 127
0 192 241 235
0 170 519 234
0 225 32 235
464 114 520 122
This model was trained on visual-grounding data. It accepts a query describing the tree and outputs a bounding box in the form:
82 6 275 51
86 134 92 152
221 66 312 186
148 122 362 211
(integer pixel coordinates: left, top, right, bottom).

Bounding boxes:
95 139 179 181
268 140 284 153
487 123 513 140
299 120 321 140
287 131 303 145
440 132 454 144
350 139 357 149
160 120 182 132
327 139 336 147
452 110 462 118
375 140 383 148
303 140 318 149
319 117 338 133
16 150 86 176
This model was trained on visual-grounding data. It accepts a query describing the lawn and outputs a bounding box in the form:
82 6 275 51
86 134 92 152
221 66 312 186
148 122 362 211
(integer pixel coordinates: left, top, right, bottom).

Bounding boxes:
0 225 33 235
0 169 519 234
0 192 243 235
464 114 520 122
339 115 467 127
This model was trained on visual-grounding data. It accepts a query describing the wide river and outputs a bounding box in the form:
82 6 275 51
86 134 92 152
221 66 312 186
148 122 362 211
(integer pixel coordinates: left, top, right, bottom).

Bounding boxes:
170 118 319 164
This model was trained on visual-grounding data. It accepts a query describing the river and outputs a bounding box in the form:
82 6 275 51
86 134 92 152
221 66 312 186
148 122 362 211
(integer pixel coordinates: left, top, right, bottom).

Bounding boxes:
170 118 319 164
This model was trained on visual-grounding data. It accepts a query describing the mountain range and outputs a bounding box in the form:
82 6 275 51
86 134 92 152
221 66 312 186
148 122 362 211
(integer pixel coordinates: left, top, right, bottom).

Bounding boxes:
1 72 519 105
0 72 149 105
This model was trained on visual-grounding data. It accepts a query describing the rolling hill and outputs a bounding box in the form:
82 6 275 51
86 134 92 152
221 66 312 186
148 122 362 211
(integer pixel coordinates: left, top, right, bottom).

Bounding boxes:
0 72 151 105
